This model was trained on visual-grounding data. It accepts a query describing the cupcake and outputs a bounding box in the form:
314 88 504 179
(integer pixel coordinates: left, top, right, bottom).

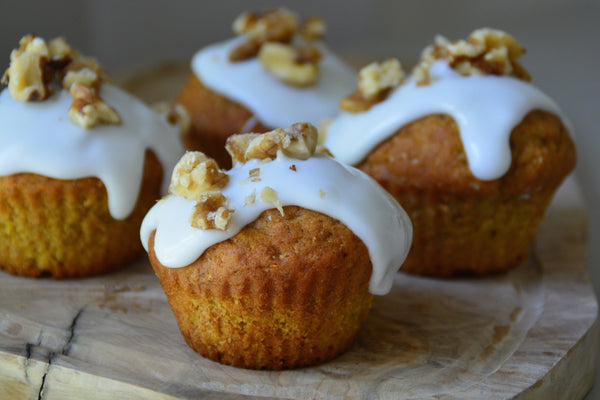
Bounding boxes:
141 123 412 369
175 7 357 167
0 35 183 278
323 29 576 277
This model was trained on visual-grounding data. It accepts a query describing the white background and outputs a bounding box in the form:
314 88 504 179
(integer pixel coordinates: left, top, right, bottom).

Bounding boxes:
1 0 599 397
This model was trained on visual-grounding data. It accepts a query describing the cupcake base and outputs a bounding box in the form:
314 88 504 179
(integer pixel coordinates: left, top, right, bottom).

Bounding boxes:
0 151 163 278
359 111 576 277
175 74 270 168
149 206 374 370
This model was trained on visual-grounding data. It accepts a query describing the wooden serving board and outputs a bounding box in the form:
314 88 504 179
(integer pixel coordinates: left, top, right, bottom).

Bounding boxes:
0 181 596 399
0 63 597 399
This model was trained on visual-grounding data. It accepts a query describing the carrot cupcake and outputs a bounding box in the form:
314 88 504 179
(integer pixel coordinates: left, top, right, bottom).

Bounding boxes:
323 28 576 277
0 35 184 278
175 7 356 167
141 123 412 369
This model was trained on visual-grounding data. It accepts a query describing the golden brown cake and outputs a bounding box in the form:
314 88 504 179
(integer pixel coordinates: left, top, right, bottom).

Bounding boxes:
175 8 357 168
0 152 163 278
141 123 412 369
0 35 183 278
324 29 576 277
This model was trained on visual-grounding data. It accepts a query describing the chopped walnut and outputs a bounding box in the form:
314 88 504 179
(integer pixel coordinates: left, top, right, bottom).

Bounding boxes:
300 16 326 41
411 28 530 85
62 68 100 91
229 8 325 88
260 187 284 216
2 35 50 101
68 83 121 129
258 42 321 87
249 168 261 182
169 152 229 200
2 34 119 129
152 102 191 139
244 189 257 206
190 192 234 230
230 8 298 61
226 122 318 164
339 58 404 112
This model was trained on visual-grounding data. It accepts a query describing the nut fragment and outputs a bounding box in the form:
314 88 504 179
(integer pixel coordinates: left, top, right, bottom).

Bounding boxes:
412 28 530 85
2 35 50 101
230 8 298 62
190 192 233 230
68 83 121 129
169 152 229 200
260 186 284 216
258 42 321 87
226 122 318 164
300 16 326 41
339 58 404 112
2 34 119 129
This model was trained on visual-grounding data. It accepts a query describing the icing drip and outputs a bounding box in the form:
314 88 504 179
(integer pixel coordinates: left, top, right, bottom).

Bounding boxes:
141 153 412 295
191 37 357 129
0 85 184 219
325 61 567 180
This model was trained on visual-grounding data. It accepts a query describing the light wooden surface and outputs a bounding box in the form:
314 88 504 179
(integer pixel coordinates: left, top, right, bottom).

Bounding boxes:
0 177 596 399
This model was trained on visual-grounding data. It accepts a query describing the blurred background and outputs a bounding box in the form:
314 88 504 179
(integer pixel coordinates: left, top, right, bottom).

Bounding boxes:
1 0 599 397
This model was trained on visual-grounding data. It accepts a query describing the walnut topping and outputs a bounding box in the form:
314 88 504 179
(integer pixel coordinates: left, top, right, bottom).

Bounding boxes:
2 34 119 129
2 35 50 101
249 168 261 181
244 189 257 206
229 8 325 88
260 186 284 216
230 8 298 61
190 192 233 230
300 16 326 41
258 42 321 87
68 83 121 129
226 122 318 164
169 152 229 200
339 58 404 112
169 152 233 231
152 102 191 138
412 28 530 86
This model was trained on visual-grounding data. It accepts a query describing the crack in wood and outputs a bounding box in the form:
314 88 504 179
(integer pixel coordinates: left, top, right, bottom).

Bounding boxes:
36 306 86 400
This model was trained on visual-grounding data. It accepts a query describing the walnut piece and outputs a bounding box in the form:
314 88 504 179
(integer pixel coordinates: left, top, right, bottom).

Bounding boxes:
2 34 119 129
68 83 121 129
2 35 50 101
300 16 326 41
260 187 284 216
258 42 321 87
339 58 404 112
169 152 229 200
412 28 530 85
230 8 298 61
226 122 318 164
190 192 233 230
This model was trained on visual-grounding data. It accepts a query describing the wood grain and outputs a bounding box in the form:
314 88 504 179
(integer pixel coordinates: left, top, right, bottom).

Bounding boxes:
0 178 596 399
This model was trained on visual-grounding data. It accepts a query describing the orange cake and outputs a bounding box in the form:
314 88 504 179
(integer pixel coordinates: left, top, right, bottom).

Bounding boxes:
175 8 356 167
323 29 576 277
0 35 184 278
141 123 412 369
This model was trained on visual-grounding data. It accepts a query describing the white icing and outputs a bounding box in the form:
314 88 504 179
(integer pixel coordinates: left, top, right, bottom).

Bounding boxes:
324 61 567 181
191 37 357 130
141 153 412 295
0 85 184 219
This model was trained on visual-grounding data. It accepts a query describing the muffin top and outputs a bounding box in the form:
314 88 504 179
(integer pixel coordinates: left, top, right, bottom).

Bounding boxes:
323 28 569 181
0 35 184 219
141 122 412 295
190 8 357 130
